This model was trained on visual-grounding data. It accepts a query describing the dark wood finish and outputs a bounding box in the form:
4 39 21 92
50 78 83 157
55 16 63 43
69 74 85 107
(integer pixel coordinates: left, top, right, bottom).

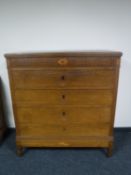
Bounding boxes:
5 51 122 156
0 78 6 142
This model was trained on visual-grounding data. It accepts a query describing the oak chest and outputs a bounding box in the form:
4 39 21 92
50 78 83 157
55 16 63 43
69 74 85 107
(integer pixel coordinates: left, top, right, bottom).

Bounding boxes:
5 51 122 156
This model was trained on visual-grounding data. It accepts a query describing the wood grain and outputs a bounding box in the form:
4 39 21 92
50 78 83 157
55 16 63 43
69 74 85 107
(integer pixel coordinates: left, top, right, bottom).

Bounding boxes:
15 106 112 124
12 68 115 89
14 89 113 106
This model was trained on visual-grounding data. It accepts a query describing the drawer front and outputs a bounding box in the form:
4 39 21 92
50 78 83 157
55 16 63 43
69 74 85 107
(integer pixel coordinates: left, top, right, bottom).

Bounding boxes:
15 107 112 125
12 68 115 89
14 89 113 106
17 123 110 137
8 56 116 68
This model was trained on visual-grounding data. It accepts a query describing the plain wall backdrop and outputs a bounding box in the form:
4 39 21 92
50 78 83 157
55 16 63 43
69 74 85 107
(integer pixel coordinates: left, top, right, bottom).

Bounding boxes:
0 0 131 127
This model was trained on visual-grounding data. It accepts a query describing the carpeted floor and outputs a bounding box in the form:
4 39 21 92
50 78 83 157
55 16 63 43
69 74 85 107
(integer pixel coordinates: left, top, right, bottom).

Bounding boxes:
0 130 131 175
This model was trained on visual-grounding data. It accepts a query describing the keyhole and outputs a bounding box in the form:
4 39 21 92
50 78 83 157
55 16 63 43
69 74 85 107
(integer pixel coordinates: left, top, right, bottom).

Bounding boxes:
61 75 65 80
63 127 66 131
62 111 66 116
62 95 65 99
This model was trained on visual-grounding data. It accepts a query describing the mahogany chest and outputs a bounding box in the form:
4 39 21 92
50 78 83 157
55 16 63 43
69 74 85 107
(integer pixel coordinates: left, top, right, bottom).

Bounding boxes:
5 51 122 156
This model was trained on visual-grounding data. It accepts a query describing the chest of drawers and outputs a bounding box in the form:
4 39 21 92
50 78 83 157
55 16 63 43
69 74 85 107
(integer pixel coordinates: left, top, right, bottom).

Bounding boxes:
5 51 122 156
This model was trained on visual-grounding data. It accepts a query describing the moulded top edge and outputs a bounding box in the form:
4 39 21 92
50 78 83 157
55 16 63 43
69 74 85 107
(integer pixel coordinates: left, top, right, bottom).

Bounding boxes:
4 51 123 58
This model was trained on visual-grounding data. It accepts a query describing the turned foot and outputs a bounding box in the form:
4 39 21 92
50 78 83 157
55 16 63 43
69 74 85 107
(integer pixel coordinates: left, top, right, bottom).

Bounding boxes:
16 146 24 156
107 142 113 157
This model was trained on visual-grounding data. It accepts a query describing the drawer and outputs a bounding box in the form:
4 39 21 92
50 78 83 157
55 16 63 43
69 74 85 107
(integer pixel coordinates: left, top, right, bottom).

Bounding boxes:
14 89 113 106
7 55 116 68
15 106 112 125
17 123 110 137
12 68 115 89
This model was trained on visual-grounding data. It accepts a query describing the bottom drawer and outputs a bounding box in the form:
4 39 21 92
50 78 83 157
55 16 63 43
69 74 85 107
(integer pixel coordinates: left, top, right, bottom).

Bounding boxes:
17 123 110 138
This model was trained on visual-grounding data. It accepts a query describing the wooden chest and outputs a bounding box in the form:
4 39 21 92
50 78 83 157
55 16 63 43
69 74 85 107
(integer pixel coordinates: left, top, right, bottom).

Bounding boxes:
5 51 122 156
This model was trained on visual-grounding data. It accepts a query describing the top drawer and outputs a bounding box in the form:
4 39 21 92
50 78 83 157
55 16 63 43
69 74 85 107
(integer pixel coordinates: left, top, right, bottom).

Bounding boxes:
6 56 118 68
